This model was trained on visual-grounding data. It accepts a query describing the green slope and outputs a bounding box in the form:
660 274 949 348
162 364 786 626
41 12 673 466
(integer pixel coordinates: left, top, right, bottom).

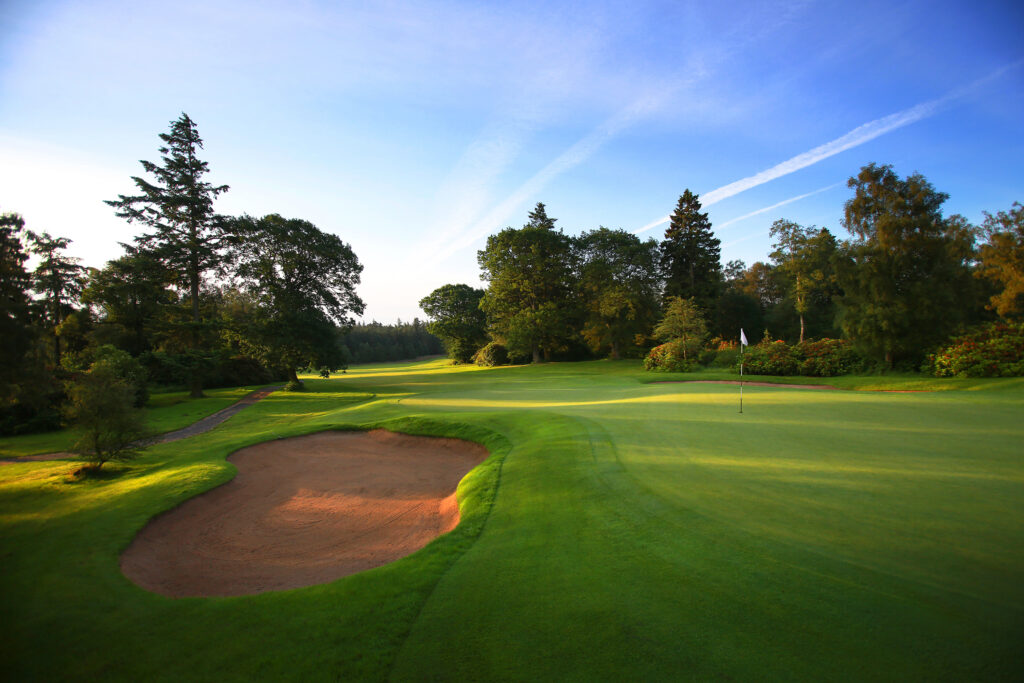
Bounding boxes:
1 360 1021 680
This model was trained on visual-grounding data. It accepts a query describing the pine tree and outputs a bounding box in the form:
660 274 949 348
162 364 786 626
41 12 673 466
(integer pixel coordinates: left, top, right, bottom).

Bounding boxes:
660 190 722 312
106 113 229 396
527 202 557 229
26 231 87 365
0 212 35 400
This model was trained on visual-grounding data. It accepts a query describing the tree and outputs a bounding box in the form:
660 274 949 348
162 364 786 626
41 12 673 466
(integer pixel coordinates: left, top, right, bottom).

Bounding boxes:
660 190 722 312
836 163 976 366
26 231 87 365
82 249 176 356
977 202 1024 320
419 284 487 363
478 203 576 363
769 220 839 343
653 296 707 361
527 202 557 229
0 212 35 403
229 214 365 388
106 113 229 396
575 227 660 359
65 361 146 471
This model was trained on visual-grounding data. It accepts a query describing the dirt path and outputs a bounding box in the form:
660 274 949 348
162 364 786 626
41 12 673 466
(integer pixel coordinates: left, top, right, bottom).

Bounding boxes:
120 430 489 597
0 385 282 465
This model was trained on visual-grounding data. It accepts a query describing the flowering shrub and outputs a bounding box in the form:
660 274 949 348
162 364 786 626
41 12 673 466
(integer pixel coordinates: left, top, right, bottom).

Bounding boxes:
644 341 698 372
795 338 864 376
740 340 798 375
926 322 1024 377
739 338 862 377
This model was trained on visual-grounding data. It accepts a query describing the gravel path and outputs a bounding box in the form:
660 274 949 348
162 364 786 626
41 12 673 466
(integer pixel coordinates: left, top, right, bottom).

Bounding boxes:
1 385 282 465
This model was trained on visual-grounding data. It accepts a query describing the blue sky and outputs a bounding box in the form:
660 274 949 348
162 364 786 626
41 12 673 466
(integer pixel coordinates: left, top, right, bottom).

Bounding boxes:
2 0 1022 321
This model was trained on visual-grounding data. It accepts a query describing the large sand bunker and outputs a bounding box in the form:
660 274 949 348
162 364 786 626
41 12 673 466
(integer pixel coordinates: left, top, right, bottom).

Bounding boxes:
121 430 488 597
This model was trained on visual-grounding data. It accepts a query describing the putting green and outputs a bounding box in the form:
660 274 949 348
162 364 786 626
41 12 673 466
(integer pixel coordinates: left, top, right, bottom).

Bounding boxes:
0 359 1021 680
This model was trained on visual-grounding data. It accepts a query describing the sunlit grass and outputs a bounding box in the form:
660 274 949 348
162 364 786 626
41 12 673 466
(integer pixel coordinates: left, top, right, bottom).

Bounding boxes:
1 358 1022 680
0 385 268 458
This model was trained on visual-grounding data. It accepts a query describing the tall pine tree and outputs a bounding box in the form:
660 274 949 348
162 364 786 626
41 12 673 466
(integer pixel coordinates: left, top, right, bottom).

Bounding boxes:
660 190 722 313
106 113 229 396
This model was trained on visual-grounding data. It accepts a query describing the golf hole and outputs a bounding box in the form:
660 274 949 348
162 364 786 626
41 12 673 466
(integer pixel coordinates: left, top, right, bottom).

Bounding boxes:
120 430 488 597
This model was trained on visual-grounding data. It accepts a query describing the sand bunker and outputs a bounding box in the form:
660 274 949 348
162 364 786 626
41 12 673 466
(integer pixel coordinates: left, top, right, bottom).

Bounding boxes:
121 430 488 598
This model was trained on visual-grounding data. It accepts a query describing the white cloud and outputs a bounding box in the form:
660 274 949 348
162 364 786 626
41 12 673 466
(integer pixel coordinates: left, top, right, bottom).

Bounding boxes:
632 63 1024 236
714 183 842 231
426 92 667 264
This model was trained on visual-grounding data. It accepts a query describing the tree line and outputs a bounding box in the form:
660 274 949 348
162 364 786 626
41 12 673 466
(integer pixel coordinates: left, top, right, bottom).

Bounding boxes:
1 113 382 437
421 165 1023 370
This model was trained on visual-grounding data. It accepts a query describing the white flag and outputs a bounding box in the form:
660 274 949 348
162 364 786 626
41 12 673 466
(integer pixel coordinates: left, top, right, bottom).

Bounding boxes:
740 328 748 348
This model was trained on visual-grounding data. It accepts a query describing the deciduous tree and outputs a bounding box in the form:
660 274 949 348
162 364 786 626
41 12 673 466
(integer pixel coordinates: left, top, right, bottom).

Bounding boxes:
229 214 364 388
478 203 575 363
977 202 1024 320
419 284 487 363
836 163 976 366
66 360 146 470
575 227 660 359
769 219 839 343
82 249 175 356
653 296 707 361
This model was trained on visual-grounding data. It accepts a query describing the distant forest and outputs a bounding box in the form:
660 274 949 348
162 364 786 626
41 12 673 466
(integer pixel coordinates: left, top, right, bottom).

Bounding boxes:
341 321 443 365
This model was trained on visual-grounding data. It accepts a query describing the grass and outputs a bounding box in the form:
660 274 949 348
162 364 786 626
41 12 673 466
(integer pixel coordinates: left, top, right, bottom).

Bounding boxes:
1 359 1022 680
0 385 266 458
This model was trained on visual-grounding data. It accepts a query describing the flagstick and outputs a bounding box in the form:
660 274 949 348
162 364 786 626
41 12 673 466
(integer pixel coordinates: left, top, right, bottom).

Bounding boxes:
738 328 747 414
739 353 744 414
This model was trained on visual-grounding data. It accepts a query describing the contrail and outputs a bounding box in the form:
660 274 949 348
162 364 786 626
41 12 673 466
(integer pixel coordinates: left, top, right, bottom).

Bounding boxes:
429 93 666 264
633 62 1021 235
714 183 842 231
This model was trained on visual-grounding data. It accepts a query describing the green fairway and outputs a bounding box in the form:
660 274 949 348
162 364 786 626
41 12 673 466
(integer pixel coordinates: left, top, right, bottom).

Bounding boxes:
1 360 1021 680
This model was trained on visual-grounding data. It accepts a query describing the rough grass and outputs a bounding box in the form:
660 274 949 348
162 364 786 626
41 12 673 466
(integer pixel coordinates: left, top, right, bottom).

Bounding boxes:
0 385 265 458
1 359 1022 680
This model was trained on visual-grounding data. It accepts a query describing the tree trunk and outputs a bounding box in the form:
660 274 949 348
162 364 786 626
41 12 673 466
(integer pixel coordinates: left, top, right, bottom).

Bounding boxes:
188 372 204 399
610 340 620 360
799 314 805 344
532 345 541 364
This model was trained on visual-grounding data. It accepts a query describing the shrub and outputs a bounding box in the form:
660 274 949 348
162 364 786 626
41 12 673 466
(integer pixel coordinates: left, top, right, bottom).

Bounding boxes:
644 341 698 373
739 338 862 377
795 338 864 376
698 348 717 366
741 340 798 375
712 347 740 368
65 364 145 470
90 345 149 407
926 322 1024 377
473 342 509 367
